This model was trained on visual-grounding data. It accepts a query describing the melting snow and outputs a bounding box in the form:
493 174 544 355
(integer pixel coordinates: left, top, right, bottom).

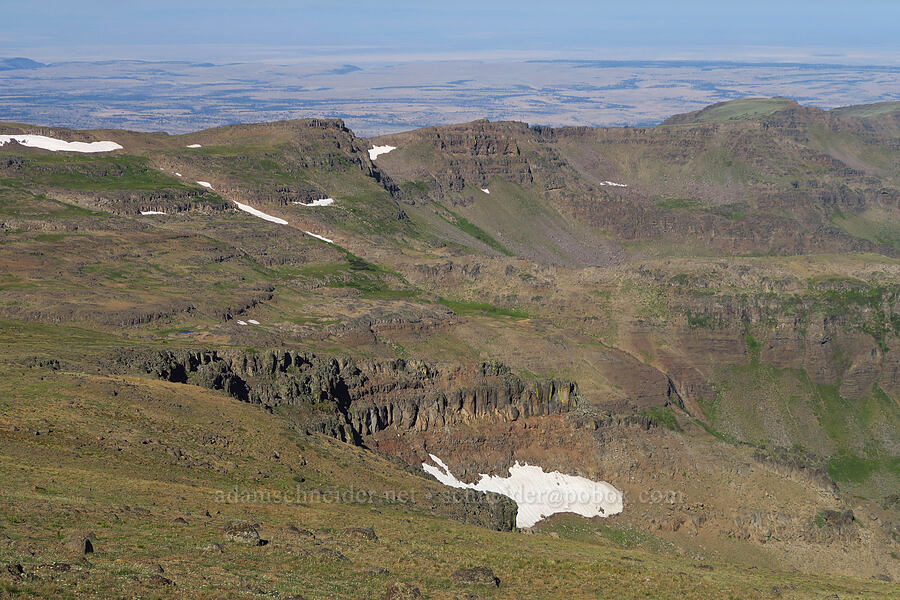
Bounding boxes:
305 231 334 244
481 188 490 194
368 145 396 160
196 181 213 189
599 181 627 187
0 134 122 153
232 201 289 225
292 198 335 207
186 144 202 148
236 320 247 325
247 319 260 325
423 454 623 528
175 173 182 177
140 210 166 215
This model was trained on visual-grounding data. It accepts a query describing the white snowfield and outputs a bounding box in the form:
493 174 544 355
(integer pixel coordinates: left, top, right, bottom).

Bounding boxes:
186 144 202 148
140 210 166 215
0 134 122 153
481 188 490 194
185 173 328 236
423 454 623 528
599 180 627 187
368 145 396 160
305 231 334 244
292 198 335 207
232 200 289 225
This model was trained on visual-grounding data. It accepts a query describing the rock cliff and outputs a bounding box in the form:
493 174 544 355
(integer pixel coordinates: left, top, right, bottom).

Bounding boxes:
130 349 577 445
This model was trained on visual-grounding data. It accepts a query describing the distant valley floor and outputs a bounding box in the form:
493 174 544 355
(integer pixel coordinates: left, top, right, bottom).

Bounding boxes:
0 58 898 135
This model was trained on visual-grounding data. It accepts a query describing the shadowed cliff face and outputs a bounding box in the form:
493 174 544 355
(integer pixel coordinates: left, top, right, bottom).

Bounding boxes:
121 348 584 531
131 349 577 444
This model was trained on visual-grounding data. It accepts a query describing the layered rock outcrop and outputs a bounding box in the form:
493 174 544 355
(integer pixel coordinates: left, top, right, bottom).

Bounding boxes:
131 349 577 445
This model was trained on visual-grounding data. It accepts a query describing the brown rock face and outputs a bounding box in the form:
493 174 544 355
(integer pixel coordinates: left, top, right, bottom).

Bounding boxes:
134 349 577 443
805 510 860 544
839 347 882 400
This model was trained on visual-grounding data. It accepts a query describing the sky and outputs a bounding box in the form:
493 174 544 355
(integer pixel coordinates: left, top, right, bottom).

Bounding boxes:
2 1 899 64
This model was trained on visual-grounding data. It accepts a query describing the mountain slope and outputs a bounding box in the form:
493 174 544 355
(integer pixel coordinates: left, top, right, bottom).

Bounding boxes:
1 99 899 595
372 100 899 260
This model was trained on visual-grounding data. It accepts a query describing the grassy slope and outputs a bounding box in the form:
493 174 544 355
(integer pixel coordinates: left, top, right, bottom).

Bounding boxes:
831 102 900 118
571 99 897 255
689 97 798 123
832 207 900 249
371 128 621 267
1 355 894 599
706 359 900 492
1 113 899 595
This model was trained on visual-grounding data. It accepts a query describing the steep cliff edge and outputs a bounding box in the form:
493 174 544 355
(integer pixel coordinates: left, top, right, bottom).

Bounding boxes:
126 349 577 445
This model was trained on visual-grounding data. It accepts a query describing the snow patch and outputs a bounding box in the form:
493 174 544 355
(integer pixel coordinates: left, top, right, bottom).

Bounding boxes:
175 173 182 177
368 145 396 160
599 180 627 187
196 181 213 189
140 210 166 215
247 319 260 325
236 320 247 325
292 198 335 207
481 188 490 194
232 201 289 225
423 454 623 528
0 134 122 153
305 231 334 244
186 144 202 148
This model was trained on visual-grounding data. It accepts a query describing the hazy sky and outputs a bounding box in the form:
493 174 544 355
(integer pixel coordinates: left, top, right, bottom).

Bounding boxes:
3 1 899 64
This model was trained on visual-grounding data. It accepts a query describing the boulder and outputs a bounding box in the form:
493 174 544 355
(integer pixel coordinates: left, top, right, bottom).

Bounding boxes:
223 521 263 546
149 574 173 587
67 536 94 555
285 524 315 539
344 527 377 541
382 581 424 600
316 548 351 562
5 564 23 580
450 566 500 587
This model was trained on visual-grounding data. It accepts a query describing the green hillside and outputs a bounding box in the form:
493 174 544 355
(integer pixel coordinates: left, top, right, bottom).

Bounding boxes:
665 97 798 124
2 101 899 596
